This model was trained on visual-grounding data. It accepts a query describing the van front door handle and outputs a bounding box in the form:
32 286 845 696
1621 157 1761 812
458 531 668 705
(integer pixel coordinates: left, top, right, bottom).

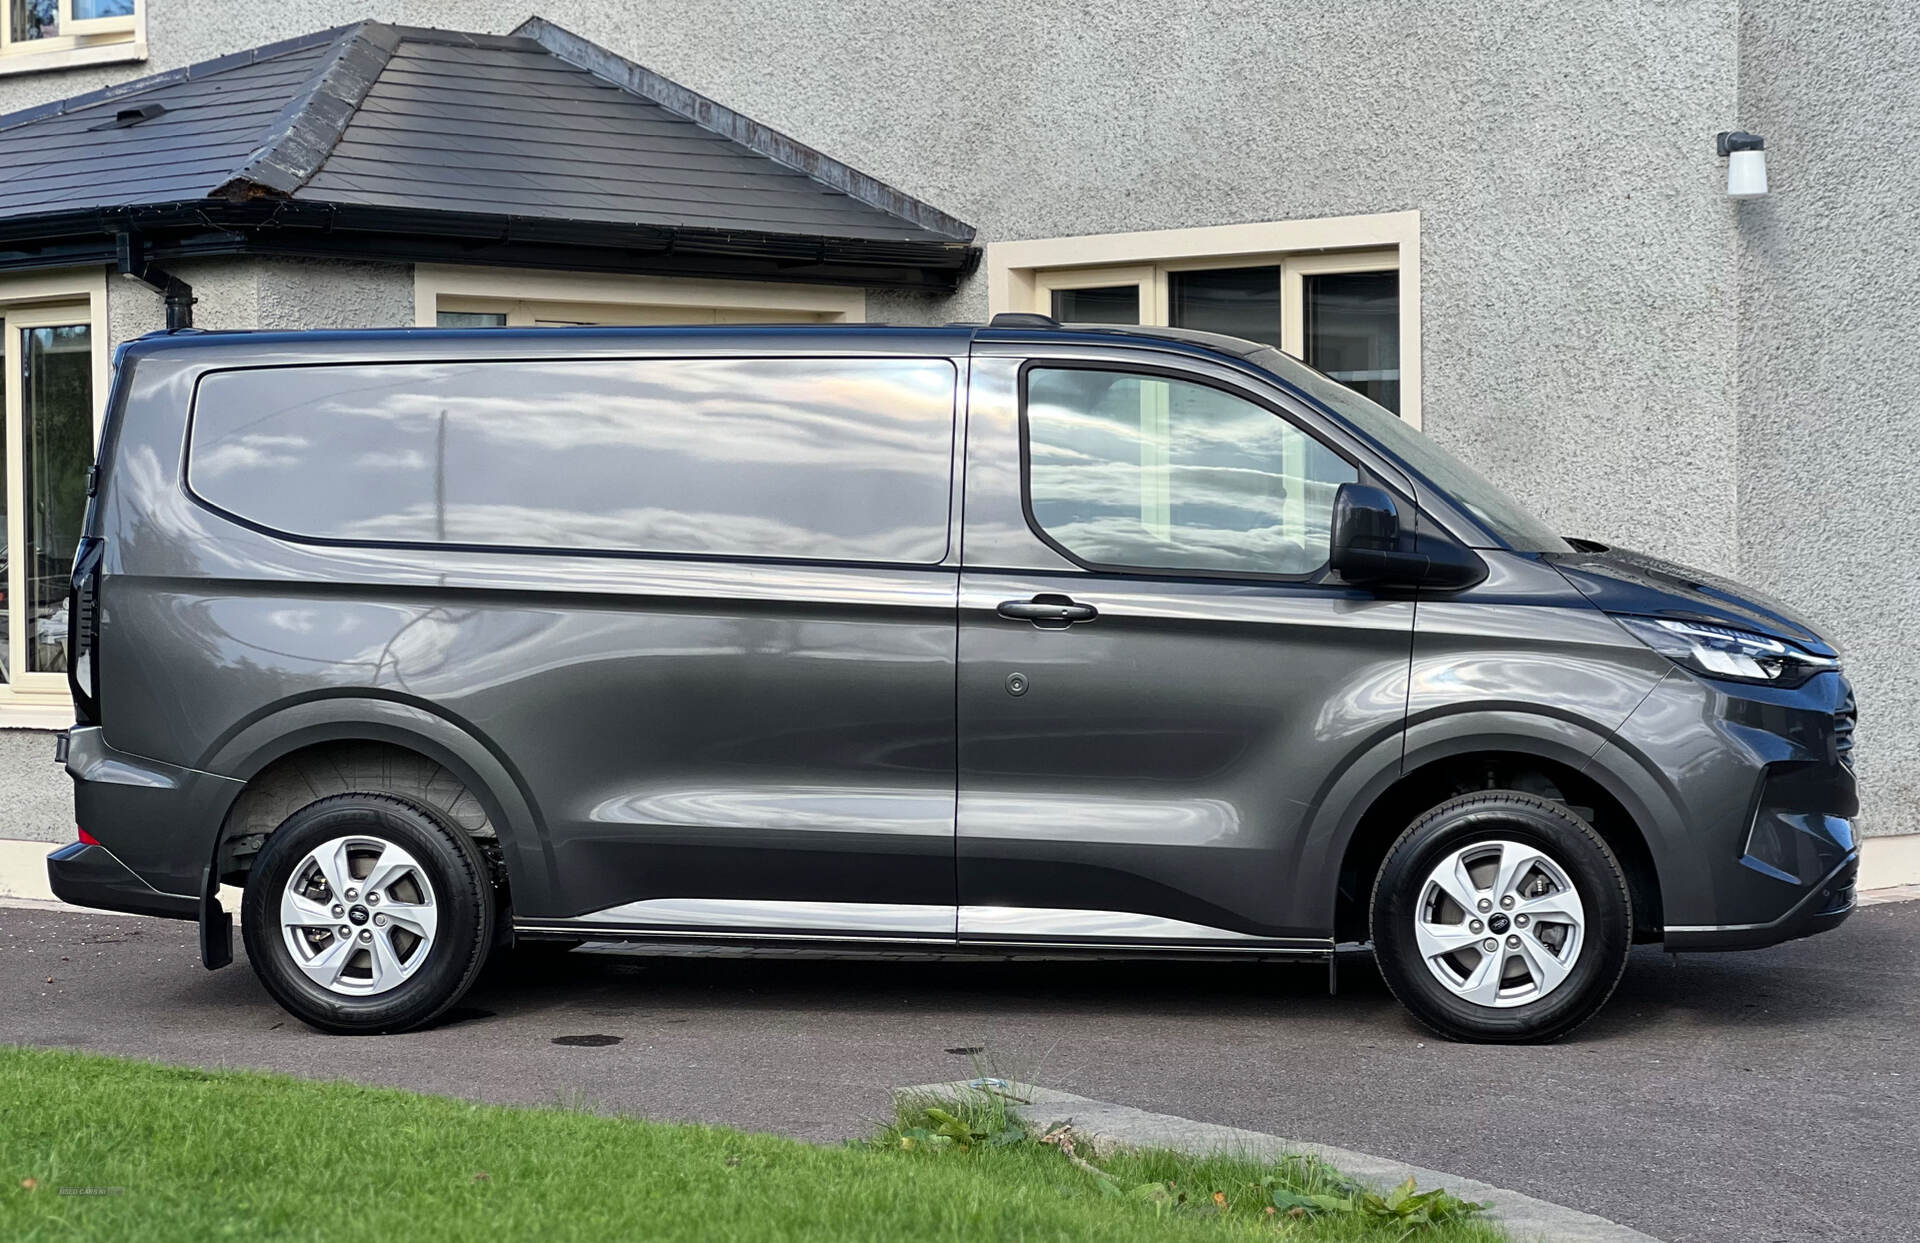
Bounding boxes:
996 596 1098 626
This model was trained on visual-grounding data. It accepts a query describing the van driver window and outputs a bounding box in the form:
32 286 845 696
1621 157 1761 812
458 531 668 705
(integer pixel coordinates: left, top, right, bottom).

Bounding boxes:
1023 367 1356 577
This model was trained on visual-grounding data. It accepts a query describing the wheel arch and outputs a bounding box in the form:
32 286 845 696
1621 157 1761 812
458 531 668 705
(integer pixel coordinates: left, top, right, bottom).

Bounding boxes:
200 696 556 915
1327 714 1667 944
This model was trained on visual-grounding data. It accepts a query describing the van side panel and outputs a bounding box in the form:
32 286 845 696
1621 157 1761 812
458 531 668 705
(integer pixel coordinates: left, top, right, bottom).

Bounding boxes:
92 334 967 922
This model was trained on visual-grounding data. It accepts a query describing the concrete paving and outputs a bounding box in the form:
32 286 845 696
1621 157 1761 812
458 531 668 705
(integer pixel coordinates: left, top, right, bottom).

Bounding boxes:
2 899 1915 1243
900 1081 1658 1243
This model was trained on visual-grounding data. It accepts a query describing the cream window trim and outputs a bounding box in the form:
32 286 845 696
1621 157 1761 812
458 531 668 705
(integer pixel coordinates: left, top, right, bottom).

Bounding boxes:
0 1 145 76
0 268 106 724
1278 246 1399 366
60 0 138 38
1033 264 1157 323
988 211 1421 429
413 266 866 328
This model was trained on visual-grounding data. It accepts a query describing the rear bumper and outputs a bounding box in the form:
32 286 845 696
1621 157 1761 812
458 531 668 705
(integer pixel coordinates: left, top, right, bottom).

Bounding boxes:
63 723 244 903
46 840 197 921
1662 852 1858 951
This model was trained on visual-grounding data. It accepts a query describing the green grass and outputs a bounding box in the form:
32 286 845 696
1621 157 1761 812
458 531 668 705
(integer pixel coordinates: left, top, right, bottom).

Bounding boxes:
0 1047 1511 1243
877 1089 1509 1243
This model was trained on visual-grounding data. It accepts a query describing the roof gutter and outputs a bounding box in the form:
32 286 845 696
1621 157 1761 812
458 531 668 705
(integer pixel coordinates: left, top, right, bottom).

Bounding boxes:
0 201 978 291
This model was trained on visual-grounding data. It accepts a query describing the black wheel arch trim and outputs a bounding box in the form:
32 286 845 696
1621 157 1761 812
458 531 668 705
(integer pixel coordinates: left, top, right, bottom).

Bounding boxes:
197 696 557 915
1305 708 1647 938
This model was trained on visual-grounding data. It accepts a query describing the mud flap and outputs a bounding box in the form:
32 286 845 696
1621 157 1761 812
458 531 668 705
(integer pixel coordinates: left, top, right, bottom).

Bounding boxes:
199 864 232 970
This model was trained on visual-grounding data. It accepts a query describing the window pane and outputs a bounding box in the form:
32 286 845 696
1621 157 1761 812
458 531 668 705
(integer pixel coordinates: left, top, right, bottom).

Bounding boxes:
1026 367 1356 577
190 357 957 565
1051 285 1139 325
1168 266 1281 347
1304 270 1400 414
436 311 508 328
11 0 58 40
73 0 135 17
22 323 91 674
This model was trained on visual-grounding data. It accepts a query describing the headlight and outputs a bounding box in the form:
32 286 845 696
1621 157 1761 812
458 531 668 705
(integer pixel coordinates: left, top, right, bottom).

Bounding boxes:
1615 615 1838 687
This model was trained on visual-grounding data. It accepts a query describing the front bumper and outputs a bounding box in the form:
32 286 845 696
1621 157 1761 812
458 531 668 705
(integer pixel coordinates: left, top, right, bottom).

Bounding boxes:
46 840 197 920
1662 851 1858 951
1593 667 1859 952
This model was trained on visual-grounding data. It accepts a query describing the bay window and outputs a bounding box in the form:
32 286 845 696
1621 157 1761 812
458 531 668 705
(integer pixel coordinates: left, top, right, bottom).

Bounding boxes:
0 270 107 724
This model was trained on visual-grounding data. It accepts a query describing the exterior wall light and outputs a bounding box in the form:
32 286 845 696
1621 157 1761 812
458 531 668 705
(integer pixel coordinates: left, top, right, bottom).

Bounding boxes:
1716 131 1768 198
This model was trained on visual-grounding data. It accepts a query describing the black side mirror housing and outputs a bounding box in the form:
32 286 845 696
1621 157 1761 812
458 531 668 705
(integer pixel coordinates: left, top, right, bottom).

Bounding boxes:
1329 482 1485 590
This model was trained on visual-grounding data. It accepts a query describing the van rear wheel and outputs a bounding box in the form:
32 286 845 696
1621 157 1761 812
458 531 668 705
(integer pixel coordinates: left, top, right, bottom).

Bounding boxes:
241 794 494 1034
1370 791 1632 1043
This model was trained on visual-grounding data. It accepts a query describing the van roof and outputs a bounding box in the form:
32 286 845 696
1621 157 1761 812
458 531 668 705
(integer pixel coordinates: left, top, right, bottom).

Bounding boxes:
118 321 1276 368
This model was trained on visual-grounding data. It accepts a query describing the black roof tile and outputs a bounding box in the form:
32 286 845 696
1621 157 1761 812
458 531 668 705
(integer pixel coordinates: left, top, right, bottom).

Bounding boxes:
0 19 971 247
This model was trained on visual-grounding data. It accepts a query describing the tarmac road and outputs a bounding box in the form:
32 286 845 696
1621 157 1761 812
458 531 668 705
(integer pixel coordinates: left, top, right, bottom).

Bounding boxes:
3 898 1915 1243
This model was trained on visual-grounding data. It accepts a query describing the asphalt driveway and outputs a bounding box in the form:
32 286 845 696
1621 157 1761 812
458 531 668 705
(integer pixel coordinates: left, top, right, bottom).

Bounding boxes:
3 898 1915 1243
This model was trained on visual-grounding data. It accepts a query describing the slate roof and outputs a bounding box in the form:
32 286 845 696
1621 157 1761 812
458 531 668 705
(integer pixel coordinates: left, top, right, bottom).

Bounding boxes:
0 19 973 283
0 35 340 221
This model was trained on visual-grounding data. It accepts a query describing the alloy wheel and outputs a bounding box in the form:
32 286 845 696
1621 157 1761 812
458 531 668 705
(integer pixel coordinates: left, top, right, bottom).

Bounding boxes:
278 835 439 996
1413 838 1585 1008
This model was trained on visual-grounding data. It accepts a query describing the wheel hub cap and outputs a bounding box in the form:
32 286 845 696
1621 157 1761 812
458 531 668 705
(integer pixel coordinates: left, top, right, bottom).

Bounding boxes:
1413 839 1585 1009
280 835 438 997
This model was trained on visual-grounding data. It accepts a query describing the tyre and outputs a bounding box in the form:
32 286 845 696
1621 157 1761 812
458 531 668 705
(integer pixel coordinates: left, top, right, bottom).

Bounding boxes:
1370 791 1632 1043
241 793 495 1034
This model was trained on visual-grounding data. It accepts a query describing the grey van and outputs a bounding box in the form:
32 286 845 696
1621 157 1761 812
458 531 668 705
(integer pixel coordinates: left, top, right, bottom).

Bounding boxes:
47 318 1858 1042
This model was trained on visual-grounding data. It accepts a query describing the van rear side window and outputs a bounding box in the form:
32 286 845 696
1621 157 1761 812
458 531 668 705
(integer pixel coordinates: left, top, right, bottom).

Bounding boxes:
187 357 957 564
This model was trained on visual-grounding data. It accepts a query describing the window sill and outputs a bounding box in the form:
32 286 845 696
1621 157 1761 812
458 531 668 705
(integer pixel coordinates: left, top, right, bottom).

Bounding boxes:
0 699 76 731
0 38 146 78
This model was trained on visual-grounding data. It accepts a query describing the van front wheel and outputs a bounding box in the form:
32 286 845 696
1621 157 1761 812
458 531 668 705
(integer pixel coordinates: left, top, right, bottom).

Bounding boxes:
241 794 494 1034
1370 792 1632 1043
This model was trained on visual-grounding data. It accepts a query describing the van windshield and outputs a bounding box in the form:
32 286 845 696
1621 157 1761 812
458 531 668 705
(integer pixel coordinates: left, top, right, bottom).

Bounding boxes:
1249 348 1572 554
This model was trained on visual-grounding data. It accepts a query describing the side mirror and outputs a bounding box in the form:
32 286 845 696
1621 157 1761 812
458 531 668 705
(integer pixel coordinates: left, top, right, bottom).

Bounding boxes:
1329 482 1485 590
1330 484 1405 583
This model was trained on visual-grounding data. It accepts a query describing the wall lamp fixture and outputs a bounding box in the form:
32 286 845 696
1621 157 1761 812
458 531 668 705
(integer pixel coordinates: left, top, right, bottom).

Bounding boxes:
1717 131 1768 198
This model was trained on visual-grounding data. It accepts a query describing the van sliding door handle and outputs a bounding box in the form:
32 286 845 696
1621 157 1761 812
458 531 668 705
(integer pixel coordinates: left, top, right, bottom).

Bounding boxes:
996 596 1098 626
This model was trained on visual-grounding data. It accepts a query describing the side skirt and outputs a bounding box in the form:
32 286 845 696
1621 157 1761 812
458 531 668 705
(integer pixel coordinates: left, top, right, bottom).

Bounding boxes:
512 924 1334 963
515 898 1333 962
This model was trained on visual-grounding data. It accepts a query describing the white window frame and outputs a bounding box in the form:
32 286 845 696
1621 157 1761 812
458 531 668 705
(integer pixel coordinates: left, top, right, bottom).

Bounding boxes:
988 211 1421 429
0 0 146 77
413 266 866 328
0 268 108 727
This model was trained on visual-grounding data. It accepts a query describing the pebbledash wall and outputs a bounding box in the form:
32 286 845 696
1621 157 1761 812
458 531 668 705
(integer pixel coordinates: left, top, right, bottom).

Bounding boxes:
2 1 1915 883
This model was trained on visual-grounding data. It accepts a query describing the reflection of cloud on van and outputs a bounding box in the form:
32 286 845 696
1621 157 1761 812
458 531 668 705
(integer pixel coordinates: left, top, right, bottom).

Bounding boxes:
192 434 310 479
189 357 958 565
338 503 942 565
353 449 430 472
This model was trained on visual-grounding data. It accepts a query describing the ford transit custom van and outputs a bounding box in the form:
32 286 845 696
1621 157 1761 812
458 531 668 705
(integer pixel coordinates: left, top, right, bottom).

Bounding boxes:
47 319 1858 1042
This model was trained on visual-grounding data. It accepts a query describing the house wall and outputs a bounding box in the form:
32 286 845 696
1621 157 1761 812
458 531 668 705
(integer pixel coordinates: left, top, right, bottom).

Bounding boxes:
1735 0 1920 839
0 0 1751 570
106 257 416 339
1 1 1914 859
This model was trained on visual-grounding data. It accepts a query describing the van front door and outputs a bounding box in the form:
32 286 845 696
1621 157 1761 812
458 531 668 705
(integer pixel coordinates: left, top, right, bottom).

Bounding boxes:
955 348 1416 951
